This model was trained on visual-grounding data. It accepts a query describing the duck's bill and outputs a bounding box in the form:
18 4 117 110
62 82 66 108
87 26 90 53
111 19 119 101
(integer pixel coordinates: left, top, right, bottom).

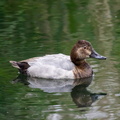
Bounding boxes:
90 50 106 60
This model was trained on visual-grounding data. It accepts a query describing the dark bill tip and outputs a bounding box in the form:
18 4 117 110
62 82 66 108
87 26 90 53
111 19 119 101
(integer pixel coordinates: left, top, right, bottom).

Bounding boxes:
90 50 106 60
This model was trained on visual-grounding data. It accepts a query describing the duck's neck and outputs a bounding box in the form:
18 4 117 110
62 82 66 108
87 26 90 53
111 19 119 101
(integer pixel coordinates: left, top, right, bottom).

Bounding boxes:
76 59 88 68
72 59 93 79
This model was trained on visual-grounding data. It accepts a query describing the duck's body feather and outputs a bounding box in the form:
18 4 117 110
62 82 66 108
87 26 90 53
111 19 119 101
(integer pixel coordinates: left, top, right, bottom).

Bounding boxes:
27 54 75 79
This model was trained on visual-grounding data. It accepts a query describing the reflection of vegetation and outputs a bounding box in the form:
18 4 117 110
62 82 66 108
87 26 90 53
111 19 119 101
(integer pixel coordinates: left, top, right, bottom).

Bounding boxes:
0 0 120 119
110 0 120 70
0 0 94 60
71 85 107 107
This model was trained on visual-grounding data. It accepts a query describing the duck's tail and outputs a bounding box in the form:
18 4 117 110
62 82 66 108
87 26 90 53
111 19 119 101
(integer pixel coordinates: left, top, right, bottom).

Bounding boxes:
9 61 30 73
9 61 20 69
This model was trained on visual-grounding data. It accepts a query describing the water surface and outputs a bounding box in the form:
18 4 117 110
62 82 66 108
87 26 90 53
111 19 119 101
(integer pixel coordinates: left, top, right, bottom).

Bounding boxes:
0 0 120 120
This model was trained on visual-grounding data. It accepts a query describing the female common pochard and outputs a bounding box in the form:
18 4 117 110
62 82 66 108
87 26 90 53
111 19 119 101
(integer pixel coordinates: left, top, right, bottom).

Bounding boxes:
10 40 106 79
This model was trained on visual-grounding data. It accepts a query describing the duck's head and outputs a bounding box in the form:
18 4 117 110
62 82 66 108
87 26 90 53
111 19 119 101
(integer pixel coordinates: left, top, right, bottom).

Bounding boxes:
71 40 106 65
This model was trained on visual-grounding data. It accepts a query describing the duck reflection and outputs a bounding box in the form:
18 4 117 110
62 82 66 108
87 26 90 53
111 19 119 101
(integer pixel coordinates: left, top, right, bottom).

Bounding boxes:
12 74 93 92
12 75 106 107
71 85 106 108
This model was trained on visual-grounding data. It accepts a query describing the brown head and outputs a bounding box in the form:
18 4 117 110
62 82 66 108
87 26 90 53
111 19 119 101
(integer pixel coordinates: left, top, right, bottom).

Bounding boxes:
70 40 106 66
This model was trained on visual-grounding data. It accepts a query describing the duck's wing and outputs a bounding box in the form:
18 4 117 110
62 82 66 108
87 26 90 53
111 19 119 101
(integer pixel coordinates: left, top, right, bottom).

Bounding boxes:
33 54 75 71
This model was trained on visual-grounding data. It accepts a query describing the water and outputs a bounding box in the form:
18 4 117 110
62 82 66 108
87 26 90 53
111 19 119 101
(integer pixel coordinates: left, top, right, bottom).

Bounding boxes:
0 0 120 120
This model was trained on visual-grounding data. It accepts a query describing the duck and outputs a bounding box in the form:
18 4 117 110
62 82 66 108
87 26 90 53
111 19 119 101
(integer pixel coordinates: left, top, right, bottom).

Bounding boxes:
10 40 106 79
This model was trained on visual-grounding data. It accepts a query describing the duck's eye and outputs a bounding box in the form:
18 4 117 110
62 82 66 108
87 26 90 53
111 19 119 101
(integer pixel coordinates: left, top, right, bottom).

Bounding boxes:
83 46 87 49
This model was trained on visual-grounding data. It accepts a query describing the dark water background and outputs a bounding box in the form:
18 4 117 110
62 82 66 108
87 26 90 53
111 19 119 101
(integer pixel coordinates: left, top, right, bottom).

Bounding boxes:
0 0 120 120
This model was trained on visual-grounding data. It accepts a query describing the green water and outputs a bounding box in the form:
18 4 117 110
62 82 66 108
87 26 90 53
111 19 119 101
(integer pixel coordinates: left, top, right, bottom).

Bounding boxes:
0 0 120 120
